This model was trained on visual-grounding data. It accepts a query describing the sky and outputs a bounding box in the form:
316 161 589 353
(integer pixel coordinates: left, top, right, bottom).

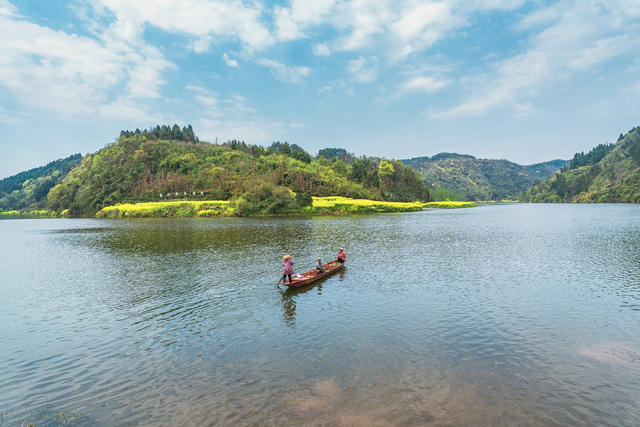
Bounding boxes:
1 0 640 178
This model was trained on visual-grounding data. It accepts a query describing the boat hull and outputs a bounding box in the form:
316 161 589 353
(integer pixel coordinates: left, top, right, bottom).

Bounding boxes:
284 260 344 287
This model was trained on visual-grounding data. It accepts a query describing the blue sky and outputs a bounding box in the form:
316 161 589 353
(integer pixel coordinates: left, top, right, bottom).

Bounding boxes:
1 0 640 178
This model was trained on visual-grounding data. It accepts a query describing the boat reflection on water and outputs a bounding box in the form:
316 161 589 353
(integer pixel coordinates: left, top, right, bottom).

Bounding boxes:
280 268 346 327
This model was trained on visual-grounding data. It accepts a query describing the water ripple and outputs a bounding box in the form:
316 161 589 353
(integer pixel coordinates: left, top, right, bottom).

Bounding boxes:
1 206 640 425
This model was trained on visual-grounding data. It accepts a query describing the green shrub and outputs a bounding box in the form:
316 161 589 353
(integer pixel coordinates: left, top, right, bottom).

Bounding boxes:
295 191 313 208
233 184 298 215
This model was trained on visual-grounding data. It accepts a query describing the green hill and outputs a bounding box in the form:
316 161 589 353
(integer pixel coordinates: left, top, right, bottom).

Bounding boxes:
45 127 430 216
0 154 82 211
402 153 566 200
524 126 640 202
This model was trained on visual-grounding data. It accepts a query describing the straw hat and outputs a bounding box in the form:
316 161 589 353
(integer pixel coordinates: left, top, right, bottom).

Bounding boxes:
283 255 291 259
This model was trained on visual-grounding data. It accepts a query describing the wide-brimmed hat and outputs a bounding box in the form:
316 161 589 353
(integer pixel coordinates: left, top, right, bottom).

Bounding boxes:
339 248 344 251
317 258 322 261
283 255 291 259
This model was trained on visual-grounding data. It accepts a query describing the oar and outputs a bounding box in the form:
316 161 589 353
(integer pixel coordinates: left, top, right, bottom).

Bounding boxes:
275 276 283 287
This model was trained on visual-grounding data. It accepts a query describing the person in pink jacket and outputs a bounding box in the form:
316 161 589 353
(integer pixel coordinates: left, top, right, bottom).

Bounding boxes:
337 248 346 264
281 255 294 284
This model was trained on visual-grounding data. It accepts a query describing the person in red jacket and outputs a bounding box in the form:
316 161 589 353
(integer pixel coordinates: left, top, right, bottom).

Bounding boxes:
337 248 346 264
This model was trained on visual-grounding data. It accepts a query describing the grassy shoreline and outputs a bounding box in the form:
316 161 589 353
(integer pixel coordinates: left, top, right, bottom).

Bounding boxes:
0 209 60 219
1 198 476 219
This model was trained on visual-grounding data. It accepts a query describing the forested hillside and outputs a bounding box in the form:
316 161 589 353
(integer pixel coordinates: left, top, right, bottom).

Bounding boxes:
402 153 566 200
0 154 82 211
524 126 640 202
46 129 430 216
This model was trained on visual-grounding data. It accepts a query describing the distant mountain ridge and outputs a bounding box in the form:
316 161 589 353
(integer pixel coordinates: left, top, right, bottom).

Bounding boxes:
402 153 566 200
524 126 640 202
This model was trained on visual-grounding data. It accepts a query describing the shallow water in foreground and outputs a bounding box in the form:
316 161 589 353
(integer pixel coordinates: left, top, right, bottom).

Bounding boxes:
1 204 640 425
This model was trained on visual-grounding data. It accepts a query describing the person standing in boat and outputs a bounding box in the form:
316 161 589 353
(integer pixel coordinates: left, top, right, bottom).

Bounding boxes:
337 248 346 264
282 255 294 284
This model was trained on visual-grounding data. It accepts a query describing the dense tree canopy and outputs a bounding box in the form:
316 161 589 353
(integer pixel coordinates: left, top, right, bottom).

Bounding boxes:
119 124 198 143
525 126 640 203
565 143 615 170
0 154 82 211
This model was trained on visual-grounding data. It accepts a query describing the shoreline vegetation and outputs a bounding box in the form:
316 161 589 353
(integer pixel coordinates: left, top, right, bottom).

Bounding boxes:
0 209 63 219
95 197 475 218
0 198 476 219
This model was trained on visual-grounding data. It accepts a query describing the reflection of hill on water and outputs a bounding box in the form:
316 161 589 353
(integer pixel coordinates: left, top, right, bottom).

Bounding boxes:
91 219 314 255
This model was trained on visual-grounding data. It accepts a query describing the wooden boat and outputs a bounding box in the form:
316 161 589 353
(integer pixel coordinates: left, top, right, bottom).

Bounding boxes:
284 260 344 287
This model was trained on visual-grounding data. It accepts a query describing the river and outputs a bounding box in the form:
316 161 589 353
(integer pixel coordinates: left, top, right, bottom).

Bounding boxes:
1 204 639 425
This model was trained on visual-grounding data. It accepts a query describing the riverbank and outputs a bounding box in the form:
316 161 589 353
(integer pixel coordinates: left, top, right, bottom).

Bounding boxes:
1 198 476 219
95 197 428 218
0 209 61 219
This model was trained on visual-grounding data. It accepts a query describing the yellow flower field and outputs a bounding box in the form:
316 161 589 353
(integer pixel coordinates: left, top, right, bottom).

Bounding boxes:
96 200 233 218
95 196 476 218
422 201 476 209
309 196 424 213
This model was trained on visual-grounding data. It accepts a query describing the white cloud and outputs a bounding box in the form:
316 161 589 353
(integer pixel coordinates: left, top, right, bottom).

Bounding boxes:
192 90 289 143
270 0 530 61
0 0 17 17
312 42 331 56
222 52 239 68
190 35 212 53
332 1 392 52
0 6 174 120
390 1 461 57
429 0 640 119
257 58 311 84
96 0 273 50
346 56 377 83
274 0 337 41
568 35 630 70
401 75 449 92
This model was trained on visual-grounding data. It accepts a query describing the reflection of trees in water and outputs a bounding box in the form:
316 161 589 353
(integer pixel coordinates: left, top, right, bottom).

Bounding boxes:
93 219 312 255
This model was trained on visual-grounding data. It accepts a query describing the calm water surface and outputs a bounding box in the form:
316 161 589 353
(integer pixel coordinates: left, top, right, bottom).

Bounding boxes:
1 204 640 425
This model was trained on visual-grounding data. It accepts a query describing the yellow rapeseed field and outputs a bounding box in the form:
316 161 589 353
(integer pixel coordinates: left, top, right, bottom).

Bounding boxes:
309 196 424 213
97 200 232 218
422 201 476 209
95 196 476 218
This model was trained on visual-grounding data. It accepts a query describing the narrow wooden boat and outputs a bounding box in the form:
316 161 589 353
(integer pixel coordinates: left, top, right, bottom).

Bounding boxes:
284 260 344 287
